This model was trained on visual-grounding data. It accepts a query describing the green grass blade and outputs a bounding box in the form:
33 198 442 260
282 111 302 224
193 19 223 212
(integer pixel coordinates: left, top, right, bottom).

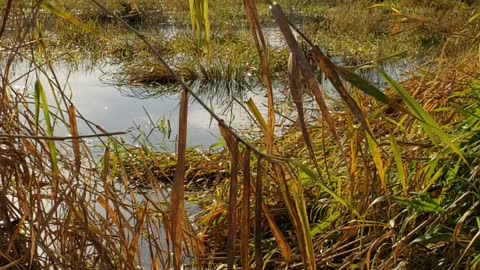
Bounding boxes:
389 133 407 197
246 98 268 135
188 0 195 32
290 180 316 269
34 82 41 133
377 67 466 163
293 160 359 216
367 133 387 193
337 67 409 115
202 0 210 49
35 79 58 171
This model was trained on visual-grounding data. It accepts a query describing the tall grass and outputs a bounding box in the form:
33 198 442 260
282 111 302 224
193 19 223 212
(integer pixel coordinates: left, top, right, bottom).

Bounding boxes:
1 0 480 270
0 1 202 269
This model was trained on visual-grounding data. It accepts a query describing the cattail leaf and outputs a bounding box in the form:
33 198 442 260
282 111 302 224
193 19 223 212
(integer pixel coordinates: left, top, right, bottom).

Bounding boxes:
336 66 409 115
288 52 321 175
309 45 380 146
262 202 292 262
128 204 146 267
255 158 263 270
243 0 275 153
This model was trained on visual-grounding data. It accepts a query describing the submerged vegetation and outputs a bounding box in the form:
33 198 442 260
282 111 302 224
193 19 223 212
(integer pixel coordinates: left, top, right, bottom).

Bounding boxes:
1 0 480 269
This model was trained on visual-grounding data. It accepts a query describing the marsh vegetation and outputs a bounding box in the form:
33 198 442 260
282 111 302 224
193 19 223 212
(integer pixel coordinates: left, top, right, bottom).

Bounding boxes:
1 0 480 269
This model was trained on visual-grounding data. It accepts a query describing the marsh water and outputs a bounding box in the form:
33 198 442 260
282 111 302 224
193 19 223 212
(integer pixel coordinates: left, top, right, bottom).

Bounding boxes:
9 62 271 155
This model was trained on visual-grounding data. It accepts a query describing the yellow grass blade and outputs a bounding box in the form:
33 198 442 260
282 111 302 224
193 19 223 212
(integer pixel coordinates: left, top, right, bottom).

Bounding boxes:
40 2 109 41
246 98 268 135
390 133 407 197
34 80 58 172
378 67 466 163
243 0 275 153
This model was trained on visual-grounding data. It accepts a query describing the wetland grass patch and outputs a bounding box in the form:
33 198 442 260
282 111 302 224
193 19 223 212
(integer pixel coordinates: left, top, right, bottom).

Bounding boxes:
2 0 480 269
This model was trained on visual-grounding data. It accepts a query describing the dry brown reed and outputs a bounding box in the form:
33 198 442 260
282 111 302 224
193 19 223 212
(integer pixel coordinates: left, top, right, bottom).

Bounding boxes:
2 0 480 270
0 1 203 269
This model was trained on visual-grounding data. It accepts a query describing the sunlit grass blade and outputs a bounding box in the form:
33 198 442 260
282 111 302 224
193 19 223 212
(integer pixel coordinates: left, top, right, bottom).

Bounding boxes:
40 2 109 40
202 0 210 51
347 117 358 200
367 133 387 194
188 0 195 32
246 98 268 135
34 81 41 133
293 160 359 216
391 195 444 213
390 133 407 197
290 178 316 269
35 80 58 172
377 67 466 163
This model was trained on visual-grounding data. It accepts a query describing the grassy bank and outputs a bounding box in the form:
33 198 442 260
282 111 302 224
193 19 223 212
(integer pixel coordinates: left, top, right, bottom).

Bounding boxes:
34 0 480 86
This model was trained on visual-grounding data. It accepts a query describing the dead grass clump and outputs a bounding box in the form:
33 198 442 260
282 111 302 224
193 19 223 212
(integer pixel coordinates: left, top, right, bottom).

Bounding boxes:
114 147 229 190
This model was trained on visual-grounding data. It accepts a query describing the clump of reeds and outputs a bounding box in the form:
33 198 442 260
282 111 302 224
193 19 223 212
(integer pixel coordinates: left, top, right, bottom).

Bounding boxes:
171 2 480 270
2 0 480 270
0 1 204 269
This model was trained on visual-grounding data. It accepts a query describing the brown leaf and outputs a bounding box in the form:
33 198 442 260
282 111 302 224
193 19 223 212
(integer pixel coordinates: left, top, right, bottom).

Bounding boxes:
288 52 321 174
170 89 188 270
270 4 338 142
241 149 251 270
243 0 275 154
227 138 239 270
68 104 81 174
